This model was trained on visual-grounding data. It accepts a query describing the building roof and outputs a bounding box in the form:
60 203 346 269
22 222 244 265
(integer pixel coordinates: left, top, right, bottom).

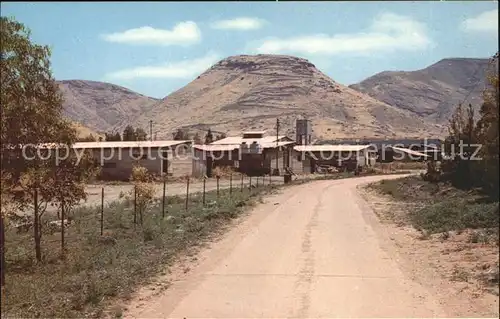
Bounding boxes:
294 144 372 152
71 140 192 149
194 141 295 152
260 141 295 149
391 146 429 157
193 144 239 152
210 135 287 145
242 130 267 135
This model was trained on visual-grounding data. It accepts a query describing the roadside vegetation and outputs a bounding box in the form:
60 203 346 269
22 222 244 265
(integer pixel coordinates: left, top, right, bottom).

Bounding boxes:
371 52 498 234
1 182 273 318
368 56 499 295
374 175 498 236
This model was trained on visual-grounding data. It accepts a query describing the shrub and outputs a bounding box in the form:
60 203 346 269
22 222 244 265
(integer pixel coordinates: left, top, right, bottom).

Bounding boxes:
409 200 499 234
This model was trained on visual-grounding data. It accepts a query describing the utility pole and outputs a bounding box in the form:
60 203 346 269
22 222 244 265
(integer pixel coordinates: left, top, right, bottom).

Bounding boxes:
149 120 153 141
275 118 280 176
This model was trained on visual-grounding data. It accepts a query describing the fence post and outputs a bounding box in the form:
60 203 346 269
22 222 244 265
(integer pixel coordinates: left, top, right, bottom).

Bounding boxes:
139 206 143 226
34 188 41 262
229 173 233 196
185 177 190 211
256 176 259 188
240 174 244 192
249 176 252 190
162 177 166 218
0 203 4 286
133 185 137 225
100 187 104 236
269 174 272 187
216 175 220 198
203 177 206 205
61 198 65 258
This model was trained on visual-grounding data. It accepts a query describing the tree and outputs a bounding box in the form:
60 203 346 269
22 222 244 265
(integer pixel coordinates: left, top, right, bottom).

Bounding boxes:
193 132 203 144
442 103 478 188
213 133 227 141
441 54 499 198
1 17 97 265
0 171 13 286
77 134 96 142
18 166 58 261
205 128 214 144
105 131 121 141
1 17 76 263
52 150 99 256
475 59 499 198
173 129 189 140
122 125 136 141
135 127 148 141
129 165 155 226
1 16 76 176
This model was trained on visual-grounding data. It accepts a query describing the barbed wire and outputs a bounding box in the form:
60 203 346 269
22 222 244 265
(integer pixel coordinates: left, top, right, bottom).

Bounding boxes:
7 179 276 230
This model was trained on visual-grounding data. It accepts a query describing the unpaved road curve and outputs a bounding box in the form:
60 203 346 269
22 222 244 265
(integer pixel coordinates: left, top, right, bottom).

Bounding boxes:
126 175 449 318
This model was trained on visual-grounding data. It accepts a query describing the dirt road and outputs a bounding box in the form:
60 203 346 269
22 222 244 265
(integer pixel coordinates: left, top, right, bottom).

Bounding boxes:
125 174 453 318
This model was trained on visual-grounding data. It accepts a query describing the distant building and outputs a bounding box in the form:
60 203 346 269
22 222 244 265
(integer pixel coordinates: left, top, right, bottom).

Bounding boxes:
70 140 193 180
192 131 301 177
293 144 376 173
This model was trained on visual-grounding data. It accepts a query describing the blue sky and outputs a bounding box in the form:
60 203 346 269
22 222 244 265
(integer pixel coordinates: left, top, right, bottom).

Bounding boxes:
2 1 498 98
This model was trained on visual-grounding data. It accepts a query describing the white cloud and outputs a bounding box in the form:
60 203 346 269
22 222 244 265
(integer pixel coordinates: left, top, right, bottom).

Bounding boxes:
104 52 220 80
462 10 498 33
251 13 432 56
210 17 266 30
101 21 201 46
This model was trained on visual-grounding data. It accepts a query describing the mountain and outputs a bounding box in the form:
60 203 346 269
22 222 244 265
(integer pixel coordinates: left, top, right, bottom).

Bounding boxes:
131 54 445 140
349 58 494 124
58 80 158 133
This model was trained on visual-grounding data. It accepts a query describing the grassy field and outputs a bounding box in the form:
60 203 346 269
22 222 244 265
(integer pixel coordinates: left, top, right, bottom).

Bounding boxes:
2 185 276 318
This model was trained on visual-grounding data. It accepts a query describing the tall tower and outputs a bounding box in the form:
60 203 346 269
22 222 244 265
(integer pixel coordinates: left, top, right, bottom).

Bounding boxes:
296 119 312 145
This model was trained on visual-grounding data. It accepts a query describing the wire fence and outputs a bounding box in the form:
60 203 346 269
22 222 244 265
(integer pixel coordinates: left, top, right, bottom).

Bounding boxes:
10 173 293 240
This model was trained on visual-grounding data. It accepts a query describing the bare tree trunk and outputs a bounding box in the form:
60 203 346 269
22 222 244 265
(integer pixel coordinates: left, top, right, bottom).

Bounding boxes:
61 200 65 258
139 205 143 226
133 185 137 225
1 213 5 286
34 189 41 262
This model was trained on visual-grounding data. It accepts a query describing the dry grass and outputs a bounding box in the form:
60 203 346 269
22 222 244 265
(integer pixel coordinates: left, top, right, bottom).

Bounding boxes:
212 166 238 178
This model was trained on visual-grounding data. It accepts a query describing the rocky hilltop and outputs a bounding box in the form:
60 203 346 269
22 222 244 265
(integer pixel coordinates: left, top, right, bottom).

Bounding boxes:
133 55 445 139
59 80 158 133
349 58 494 123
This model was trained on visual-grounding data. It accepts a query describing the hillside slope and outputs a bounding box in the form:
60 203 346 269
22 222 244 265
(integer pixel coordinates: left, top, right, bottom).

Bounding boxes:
58 80 158 132
349 58 493 123
70 121 103 140
133 55 445 139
